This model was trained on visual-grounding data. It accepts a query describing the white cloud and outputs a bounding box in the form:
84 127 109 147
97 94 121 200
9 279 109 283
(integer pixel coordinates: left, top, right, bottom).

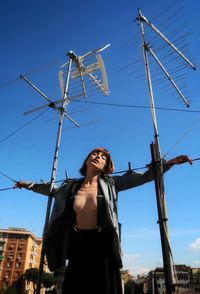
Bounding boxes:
189 237 200 252
194 260 200 265
123 253 141 259
122 253 151 276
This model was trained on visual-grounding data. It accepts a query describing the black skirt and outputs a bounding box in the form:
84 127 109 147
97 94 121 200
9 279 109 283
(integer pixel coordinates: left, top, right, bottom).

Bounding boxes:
62 227 123 294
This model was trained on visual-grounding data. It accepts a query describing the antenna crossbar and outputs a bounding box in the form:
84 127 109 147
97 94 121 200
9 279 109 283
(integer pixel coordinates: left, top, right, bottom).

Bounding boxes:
20 75 53 104
146 44 190 107
138 10 196 70
20 75 79 127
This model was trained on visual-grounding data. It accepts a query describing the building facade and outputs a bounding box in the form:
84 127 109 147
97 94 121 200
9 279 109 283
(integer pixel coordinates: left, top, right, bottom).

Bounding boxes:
144 265 200 294
0 228 45 292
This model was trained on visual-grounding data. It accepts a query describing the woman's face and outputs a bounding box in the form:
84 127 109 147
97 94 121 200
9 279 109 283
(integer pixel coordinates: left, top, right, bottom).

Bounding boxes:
86 150 107 173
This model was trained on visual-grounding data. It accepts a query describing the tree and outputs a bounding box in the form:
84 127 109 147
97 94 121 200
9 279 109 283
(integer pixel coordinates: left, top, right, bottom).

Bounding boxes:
24 268 56 294
125 280 144 294
3 288 18 294
42 272 57 289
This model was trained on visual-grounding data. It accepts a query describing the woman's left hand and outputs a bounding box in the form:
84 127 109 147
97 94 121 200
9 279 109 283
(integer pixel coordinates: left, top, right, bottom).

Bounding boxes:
166 155 193 167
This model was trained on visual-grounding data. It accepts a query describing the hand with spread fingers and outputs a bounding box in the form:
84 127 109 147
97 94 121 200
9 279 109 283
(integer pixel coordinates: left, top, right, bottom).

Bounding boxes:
166 155 193 168
14 181 32 189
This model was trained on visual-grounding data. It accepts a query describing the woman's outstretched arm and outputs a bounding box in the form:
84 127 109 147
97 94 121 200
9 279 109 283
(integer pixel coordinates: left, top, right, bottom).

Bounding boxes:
15 181 58 196
113 155 192 192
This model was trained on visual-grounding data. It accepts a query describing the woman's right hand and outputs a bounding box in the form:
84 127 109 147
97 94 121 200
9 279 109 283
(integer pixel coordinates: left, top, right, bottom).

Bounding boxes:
14 181 31 189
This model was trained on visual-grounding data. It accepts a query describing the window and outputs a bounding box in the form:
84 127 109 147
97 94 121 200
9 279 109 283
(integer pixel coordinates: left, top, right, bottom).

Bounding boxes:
7 262 12 267
5 271 10 279
7 253 13 260
31 245 36 252
17 244 23 251
14 272 20 279
9 234 17 239
16 262 21 268
18 235 28 240
16 253 22 260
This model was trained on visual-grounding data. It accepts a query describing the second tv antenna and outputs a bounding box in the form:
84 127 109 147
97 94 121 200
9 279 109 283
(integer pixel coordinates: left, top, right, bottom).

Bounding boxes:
137 8 195 294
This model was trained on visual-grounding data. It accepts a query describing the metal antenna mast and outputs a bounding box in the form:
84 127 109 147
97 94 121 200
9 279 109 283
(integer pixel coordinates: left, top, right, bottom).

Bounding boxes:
38 55 73 294
137 9 195 294
20 45 110 294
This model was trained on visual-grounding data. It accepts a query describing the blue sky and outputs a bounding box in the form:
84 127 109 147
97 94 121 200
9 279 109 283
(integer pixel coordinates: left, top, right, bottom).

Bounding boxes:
1 0 200 276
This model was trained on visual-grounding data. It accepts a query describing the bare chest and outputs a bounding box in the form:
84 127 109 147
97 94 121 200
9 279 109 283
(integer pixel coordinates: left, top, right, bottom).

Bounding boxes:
73 184 98 212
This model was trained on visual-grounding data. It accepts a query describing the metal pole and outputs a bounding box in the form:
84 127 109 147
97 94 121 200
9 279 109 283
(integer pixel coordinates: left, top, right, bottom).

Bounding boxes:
138 9 176 294
150 143 176 294
137 10 159 147
36 56 73 294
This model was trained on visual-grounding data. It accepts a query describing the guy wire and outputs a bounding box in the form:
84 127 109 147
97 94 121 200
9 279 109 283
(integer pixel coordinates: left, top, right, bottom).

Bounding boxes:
0 60 61 90
70 99 200 114
162 115 200 160
0 108 50 145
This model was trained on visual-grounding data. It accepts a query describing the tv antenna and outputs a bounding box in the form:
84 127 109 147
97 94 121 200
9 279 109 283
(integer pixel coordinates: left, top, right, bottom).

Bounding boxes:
137 9 195 294
20 44 110 294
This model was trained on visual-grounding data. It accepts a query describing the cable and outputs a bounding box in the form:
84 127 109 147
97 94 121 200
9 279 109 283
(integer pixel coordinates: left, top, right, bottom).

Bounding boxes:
0 60 61 90
0 187 15 192
70 99 200 114
0 171 16 183
0 108 50 145
1 158 199 192
162 116 200 159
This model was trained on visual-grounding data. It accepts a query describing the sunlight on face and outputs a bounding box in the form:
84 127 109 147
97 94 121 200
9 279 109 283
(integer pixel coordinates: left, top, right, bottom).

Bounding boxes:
87 151 107 172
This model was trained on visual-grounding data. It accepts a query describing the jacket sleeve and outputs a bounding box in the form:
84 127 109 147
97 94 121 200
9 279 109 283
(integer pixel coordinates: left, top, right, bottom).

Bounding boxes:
23 182 58 196
112 162 170 192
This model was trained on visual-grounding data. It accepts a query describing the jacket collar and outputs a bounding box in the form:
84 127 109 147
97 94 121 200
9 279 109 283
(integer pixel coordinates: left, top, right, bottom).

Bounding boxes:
99 176 110 201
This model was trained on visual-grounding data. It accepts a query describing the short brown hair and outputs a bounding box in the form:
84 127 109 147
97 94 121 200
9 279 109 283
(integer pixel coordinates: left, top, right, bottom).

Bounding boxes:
79 147 114 176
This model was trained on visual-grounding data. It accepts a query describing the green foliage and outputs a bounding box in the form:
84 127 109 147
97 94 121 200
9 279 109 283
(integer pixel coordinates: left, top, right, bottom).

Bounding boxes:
42 272 56 288
24 268 39 283
3 288 18 294
125 280 144 294
12 275 24 293
24 268 56 292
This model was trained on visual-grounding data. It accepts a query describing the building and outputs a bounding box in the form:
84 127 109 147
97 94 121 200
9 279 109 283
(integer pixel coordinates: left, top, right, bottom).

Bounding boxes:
121 269 134 284
144 265 200 294
189 268 200 293
0 228 46 292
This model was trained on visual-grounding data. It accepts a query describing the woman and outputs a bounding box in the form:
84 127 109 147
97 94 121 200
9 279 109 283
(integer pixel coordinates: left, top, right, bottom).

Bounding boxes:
16 147 192 294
